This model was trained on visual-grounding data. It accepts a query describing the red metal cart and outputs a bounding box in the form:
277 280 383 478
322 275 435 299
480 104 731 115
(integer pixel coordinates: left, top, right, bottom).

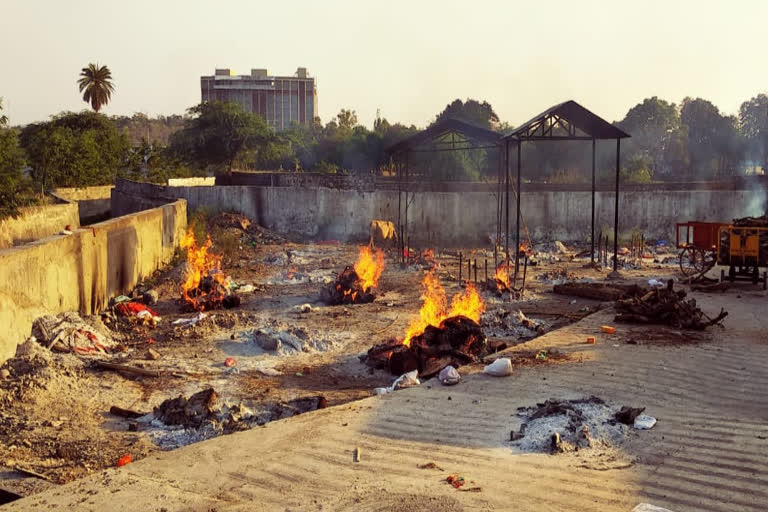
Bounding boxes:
675 221 726 277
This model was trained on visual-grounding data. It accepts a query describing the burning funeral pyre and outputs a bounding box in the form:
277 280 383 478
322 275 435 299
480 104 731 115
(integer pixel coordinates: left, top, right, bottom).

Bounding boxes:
321 246 385 305
180 229 241 311
491 262 512 294
366 272 492 378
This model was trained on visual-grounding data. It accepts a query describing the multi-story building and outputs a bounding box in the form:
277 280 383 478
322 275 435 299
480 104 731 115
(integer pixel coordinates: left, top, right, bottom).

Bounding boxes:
200 67 317 131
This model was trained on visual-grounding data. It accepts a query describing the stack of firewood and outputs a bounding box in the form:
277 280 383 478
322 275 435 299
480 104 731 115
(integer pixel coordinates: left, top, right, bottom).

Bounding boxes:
614 280 727 330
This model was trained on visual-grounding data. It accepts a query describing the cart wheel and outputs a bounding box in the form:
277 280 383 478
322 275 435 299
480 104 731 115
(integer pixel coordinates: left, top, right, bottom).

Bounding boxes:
679 247 697 276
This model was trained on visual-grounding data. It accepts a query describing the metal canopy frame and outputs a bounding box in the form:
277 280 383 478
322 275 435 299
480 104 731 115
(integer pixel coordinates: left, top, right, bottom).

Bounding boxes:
386 118 504 264
502 100 631 276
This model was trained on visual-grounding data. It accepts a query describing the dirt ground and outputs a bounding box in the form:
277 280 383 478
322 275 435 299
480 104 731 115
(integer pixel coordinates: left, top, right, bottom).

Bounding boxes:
0 215 749 507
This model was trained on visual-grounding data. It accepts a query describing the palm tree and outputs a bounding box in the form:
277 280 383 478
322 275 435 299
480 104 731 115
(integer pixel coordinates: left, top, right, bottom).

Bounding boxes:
0 97 8 127
77 63 115 112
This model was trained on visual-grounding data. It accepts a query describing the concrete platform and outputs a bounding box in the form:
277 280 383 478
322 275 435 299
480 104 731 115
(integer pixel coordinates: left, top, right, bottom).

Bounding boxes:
6 292 768 512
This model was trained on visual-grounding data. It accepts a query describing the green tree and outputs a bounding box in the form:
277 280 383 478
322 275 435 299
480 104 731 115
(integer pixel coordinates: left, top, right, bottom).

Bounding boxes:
617 97 683 178
336 109 358 131
77 63 115 112
0 97 8 127
739 93 768 170
681 97 745 179
0 100 33 218
20 111 130 191
433 99 499 130
169 101 274 174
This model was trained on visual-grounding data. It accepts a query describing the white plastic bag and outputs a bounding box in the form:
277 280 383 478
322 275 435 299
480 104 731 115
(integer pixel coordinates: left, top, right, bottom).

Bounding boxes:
632 504 674 512
484 358 513 377
375 370 421 395
438 365 461 386
634 414 657 429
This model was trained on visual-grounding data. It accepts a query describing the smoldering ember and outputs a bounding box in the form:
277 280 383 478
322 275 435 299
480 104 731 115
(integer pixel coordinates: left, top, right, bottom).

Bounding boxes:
3 13 768 510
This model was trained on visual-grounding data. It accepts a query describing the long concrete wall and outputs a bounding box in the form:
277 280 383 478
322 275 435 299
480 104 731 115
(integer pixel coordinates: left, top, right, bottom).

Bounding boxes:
0 200 187 363
112 179 767 246
53 186 114 224
0 202 80 249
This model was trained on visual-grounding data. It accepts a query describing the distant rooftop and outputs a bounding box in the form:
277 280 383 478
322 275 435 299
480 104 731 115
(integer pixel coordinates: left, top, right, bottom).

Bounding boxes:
208 67 312 80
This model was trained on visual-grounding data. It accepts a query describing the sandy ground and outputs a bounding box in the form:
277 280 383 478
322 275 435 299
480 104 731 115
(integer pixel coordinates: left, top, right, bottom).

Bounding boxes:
4 284 766 512
0 221 605 497
4 220 765 510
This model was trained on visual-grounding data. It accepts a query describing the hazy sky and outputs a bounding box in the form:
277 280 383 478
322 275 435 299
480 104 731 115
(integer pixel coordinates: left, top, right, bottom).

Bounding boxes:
2 0 768 128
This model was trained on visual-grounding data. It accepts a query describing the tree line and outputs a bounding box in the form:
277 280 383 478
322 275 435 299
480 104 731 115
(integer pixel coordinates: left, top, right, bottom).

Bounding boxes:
0 61 767 219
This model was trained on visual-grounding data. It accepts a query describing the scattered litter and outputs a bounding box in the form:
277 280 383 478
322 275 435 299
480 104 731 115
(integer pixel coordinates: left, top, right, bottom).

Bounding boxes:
31 312 116 355
601 325 616 334
113 295 132 304
233 284 256 294
418 462 444 471
375 370 421 395
116 454 132 467
146 348 161 360
438 365 461 386
648 279 665 288
142 289 159 305
293 303 315 313
224 357 237 368
634 415 657 430
632 504 674 512
353 447 361 463
446 474 466 488
535 350 548 361
484 358 513 377
554 241 568 254
115 302 161 326
59 229 73 235
586 336 596 344
172 312 208 326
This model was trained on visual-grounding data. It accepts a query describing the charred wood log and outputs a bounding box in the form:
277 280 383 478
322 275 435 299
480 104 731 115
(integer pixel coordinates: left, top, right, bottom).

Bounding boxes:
614 280 727 330
321 266 376 305
553 282 645 301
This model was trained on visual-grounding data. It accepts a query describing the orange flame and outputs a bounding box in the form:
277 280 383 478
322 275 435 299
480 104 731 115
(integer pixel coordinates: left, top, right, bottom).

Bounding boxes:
402 272 485 347
180 228 230 309
494 263 511 290
354 246 385 291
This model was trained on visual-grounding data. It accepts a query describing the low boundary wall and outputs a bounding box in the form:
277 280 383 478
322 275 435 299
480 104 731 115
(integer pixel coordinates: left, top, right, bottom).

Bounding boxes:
112 179 766 247
0 202 80 249
0 199 187 363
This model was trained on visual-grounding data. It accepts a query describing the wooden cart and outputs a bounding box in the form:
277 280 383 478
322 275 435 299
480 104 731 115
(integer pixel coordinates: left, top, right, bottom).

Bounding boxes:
717 225 768 289
675 222 725 277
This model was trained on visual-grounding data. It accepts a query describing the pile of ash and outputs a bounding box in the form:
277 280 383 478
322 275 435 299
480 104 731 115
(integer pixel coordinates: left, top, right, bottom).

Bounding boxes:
138 388 326 449
510 397 637 454
250 322 334 354
482 309 545 340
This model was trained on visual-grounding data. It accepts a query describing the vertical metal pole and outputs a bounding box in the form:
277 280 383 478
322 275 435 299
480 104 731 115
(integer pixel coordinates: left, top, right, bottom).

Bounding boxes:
405 151 409 263
515 140 522 275
505 140 510 264
474 259 477 283
467 259 471 282
459 252 462 281
591 138 596 264
397 158 402 264
613 138 620 272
